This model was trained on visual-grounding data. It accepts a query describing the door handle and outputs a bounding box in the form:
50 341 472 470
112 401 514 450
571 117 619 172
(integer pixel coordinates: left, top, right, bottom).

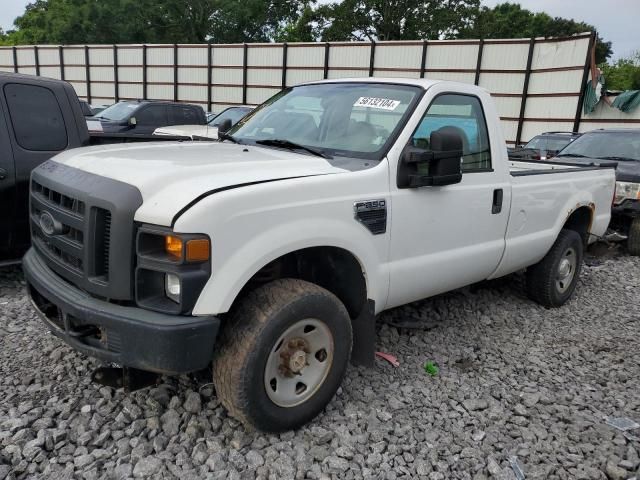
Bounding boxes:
0 168 7 180
492 188 503 214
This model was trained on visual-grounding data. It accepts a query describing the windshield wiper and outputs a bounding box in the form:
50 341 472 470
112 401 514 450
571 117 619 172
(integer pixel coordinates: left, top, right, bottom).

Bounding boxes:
256 139 332 159
218 131 240 144
556 153 588 158
598 156 638 162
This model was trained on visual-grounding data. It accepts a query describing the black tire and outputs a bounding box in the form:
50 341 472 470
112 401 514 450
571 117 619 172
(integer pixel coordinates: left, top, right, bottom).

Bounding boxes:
627 218 640 256
212 278 352 432
526 229 583 308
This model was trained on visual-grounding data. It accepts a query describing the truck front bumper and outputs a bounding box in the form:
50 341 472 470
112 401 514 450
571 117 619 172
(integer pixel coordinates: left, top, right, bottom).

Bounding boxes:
23 248 220 375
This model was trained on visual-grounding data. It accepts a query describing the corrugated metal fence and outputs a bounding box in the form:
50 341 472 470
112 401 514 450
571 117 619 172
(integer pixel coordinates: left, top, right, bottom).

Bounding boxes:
0 33 604 144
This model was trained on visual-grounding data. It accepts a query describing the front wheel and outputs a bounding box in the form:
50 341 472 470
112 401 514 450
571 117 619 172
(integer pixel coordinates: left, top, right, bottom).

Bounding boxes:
526 229 583 308
212 279 352 432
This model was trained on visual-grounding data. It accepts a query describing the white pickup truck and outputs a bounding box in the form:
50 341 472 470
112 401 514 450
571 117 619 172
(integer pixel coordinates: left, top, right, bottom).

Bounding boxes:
24 78 615 432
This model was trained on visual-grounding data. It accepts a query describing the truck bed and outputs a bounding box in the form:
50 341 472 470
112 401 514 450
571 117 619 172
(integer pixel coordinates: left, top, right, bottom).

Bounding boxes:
508 159 614 176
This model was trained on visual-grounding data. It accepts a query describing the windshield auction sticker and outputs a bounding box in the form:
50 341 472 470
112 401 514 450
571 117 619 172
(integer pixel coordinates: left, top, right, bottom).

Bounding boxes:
353 97 401 110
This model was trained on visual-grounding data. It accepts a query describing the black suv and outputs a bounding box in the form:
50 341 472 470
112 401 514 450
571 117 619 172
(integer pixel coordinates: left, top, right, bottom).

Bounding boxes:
554 129 640 255
509 131 581 161
93 100 206 134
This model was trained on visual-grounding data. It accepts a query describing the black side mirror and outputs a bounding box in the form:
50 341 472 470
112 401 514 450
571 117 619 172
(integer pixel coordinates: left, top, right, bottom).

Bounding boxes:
397 127 463 188
217 118 232 134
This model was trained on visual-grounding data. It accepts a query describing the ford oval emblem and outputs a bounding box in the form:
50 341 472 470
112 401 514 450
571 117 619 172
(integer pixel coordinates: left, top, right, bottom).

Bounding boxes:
39 211 58 236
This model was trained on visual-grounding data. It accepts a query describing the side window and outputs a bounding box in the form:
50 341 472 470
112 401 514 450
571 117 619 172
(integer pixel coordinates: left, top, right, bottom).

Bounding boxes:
4 83 68 151
171 105 200 125
412 94 491 172
136 105 167 126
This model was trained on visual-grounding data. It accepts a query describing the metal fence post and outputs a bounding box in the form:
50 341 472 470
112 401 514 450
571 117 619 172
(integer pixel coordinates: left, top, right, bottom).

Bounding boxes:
281 42 288 89
34 45 40 76
420 40 428 79
84 45 92 103
242 43 248 105
368 41 376 77
173 44 179 102
207 42 213 112
515 37 535 146
59 46 65 80
323 42 330 79
474 39 484 86
113 45 119 102
142 45 147 100
12 46 18 73
573 31 597 132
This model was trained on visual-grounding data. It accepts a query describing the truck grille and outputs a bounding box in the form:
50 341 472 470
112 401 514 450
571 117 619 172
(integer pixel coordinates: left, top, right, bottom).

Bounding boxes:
32 181 85 216
31 180 112 282
30 161 143 300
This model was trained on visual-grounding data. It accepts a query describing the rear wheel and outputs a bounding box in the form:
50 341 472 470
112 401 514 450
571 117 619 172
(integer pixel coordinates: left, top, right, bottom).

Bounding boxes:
212 279 352 432
526 229 583 307
627 218 640 256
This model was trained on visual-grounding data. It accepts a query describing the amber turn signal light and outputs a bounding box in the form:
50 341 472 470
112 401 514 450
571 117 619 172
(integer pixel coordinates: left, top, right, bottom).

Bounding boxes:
165 235 183 260
185 239 210 262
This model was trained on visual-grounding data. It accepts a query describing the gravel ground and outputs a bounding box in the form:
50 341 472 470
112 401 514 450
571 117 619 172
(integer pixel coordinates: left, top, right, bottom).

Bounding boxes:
1 246 639 480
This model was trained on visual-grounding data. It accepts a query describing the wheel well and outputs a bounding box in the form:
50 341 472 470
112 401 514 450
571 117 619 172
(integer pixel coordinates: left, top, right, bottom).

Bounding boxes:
235 247 368 320
563 206 593 243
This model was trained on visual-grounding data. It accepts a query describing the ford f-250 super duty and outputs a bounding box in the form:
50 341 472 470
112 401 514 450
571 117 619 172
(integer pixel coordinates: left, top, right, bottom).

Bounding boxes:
23 78 615 432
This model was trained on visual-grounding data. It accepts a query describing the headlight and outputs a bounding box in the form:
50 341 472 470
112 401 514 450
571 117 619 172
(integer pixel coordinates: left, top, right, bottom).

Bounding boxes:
614 182 640 205
165 273 181 303
135 226 211 314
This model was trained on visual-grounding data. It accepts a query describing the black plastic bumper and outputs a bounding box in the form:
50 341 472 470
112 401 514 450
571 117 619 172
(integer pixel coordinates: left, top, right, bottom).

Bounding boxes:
612 199 640 218
23 248 219 375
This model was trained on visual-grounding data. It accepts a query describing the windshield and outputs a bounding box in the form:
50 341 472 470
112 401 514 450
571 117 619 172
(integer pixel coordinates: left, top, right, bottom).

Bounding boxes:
209 107 252 126
228 83 422 160
525 136 574 152
94 102 139 121
558 131 640 161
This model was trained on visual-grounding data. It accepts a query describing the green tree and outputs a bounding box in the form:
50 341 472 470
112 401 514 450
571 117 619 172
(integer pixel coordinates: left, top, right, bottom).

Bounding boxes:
209 0 313 43
601 51 640 91
275 5 317 42
458 3 612 63
314 0 480 42
3 0 312 45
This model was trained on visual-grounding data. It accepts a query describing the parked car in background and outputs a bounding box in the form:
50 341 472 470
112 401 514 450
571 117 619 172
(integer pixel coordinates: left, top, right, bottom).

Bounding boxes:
553 129 640 255
90 104 109 116
24 78 615 431
154 105 253 139
92 100 206 134
509 131 581 161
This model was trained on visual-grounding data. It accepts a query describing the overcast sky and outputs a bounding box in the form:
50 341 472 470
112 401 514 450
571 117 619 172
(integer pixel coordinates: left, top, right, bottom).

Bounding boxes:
1 0 638 60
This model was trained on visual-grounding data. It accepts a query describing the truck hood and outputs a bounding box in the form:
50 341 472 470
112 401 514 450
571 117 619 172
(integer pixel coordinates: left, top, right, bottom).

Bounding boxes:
154 125 217 139
50 141 345 226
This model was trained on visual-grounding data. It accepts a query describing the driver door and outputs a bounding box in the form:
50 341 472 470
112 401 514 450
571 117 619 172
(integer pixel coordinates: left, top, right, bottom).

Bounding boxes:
386 91 510 309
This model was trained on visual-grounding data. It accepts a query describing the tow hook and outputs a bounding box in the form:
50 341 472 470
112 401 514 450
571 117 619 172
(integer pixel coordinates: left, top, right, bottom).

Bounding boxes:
91 366 161 393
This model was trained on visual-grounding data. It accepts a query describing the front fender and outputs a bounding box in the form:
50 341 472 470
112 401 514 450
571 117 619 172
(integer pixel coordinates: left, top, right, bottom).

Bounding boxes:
190 217 386 315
